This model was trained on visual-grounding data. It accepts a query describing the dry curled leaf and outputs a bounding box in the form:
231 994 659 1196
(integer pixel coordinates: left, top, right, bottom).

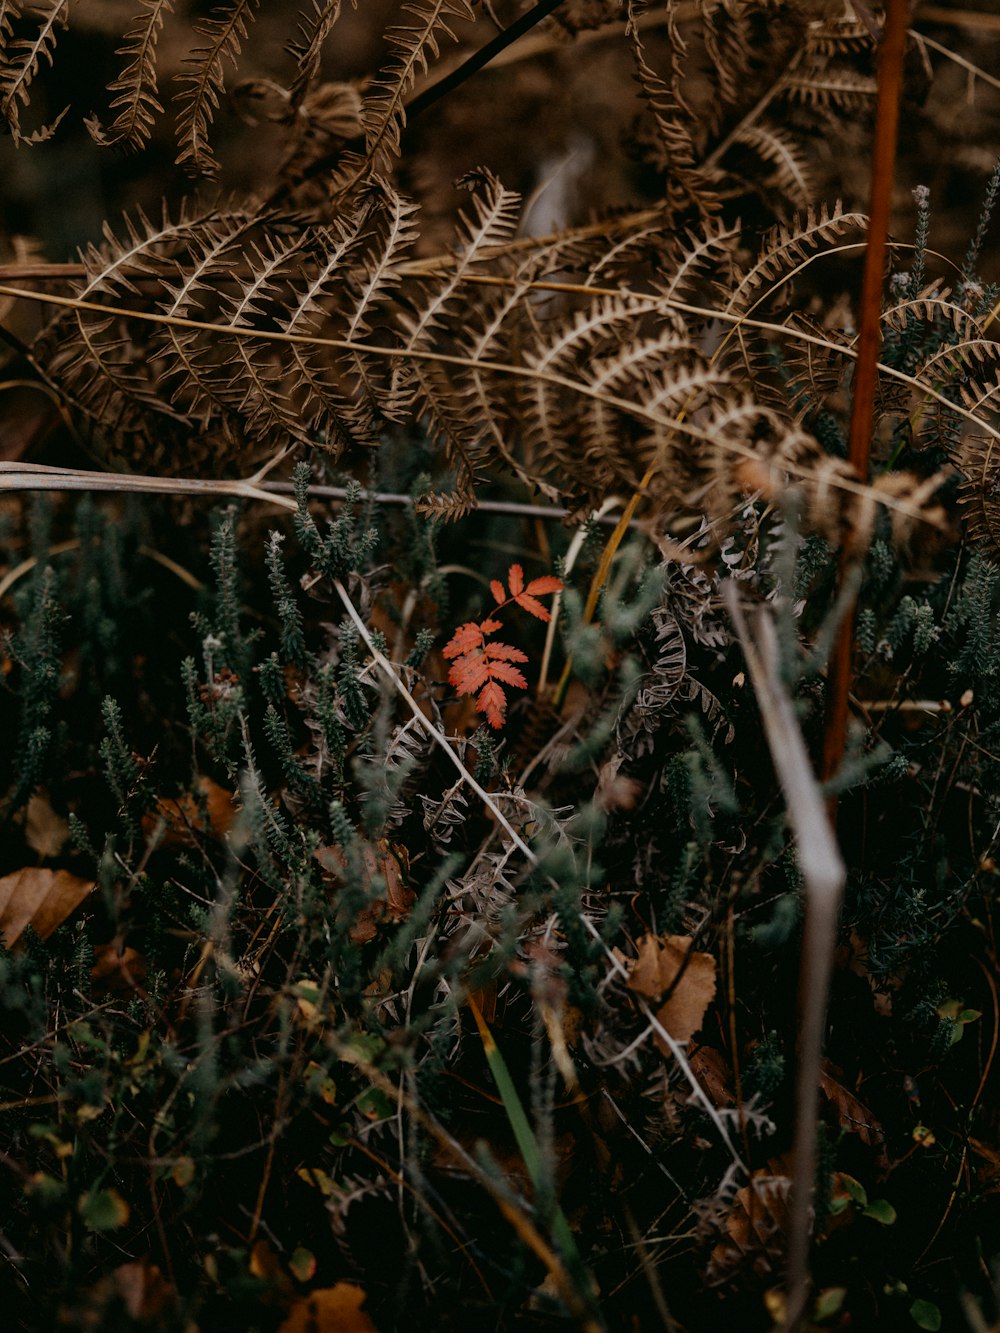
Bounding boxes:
143 775 237 846
91 942 147 995
22 789 70 858
628 933 717 1048
0 866 95 947
819 1063 887 1168
278 1283 379 1333
688 1045 736 1108
707 1165 792 1287
314 838 414 944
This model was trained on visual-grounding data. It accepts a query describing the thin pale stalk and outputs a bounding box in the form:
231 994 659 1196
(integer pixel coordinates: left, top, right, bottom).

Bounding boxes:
724 585 846 1333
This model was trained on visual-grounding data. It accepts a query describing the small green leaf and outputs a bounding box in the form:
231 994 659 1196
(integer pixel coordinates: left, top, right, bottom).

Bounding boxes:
354 1087 393 1121
814 1287 847 1320
27 1172 65 1204
289 1246 317 1283
841 1174 868 1206
909 1298 942 1331
79 1187 130 1231
863 1198 897 1226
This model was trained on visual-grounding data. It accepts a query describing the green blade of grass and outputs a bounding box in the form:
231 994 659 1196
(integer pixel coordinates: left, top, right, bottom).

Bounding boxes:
467 994 604 1327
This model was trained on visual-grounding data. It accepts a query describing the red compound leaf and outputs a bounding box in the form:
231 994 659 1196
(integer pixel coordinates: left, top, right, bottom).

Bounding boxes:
483 641 528 663
442 622 485 658
443 564 561 727
525 575 563 596
477 680 509 729
483 658 528 690
447 650 491 694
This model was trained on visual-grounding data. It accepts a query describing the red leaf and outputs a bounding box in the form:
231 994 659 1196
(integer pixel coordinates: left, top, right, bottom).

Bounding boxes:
480 616 503 634
507 564 525 597
525 575 563 596
483 641 528 662
513 593 552 622
477 680 508 729
489 579 506 606
443 622 485 658
448 652 489 694
487 660 528 689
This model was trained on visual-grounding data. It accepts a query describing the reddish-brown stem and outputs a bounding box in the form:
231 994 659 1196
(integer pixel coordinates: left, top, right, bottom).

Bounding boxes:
821 0 909 803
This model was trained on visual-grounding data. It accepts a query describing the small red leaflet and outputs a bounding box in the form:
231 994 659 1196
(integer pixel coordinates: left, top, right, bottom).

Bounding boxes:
443 563 563 728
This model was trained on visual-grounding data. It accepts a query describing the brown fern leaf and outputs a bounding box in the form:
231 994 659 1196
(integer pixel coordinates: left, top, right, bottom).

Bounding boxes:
725 203 868 316
413 488 477 522
652 217 741 304
0 0 14 50
280 185 419 448
356 0 475 182
150 211 264 427
784 68 876 112
173 0 259 177
776 314 852 425
882 289 983 345
397 170 520 485
730 121 813 211
953 434 1000 557
0 0 68 145
217 230 319 445
48 205 215 428
697 0 761 113
625 0 718 218
88 0 175 150
286 0 343 109
518 292 661 487
341 183 421 425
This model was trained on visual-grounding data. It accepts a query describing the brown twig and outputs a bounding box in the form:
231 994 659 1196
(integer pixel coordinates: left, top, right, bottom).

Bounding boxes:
822 0 909 804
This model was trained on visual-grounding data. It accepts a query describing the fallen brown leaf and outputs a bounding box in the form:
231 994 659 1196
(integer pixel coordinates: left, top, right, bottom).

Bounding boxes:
23 790 70 858
688 1045 736 1108
0 866 95 946
143 775 237 847
314 839 414 944
819 1064 886 1154
707 1162 793 1287
628 933 717 1048
91 943 146 995
278 1283 379 1333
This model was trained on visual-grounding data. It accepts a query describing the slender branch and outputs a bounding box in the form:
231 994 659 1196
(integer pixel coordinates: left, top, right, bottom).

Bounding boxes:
822 0 909 800
405 0 567 121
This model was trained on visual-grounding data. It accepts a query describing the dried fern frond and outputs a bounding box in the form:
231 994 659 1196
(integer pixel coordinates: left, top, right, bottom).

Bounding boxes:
326 0 475 199
0 0 68 145
87 0 175 150
881 289 984 345
730 121 813 211
784 67 877 111
652 217 742 305
286 0 343 109
625 0 718 218
953 434 1000 557
173 0 260 177
725 203 868 316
